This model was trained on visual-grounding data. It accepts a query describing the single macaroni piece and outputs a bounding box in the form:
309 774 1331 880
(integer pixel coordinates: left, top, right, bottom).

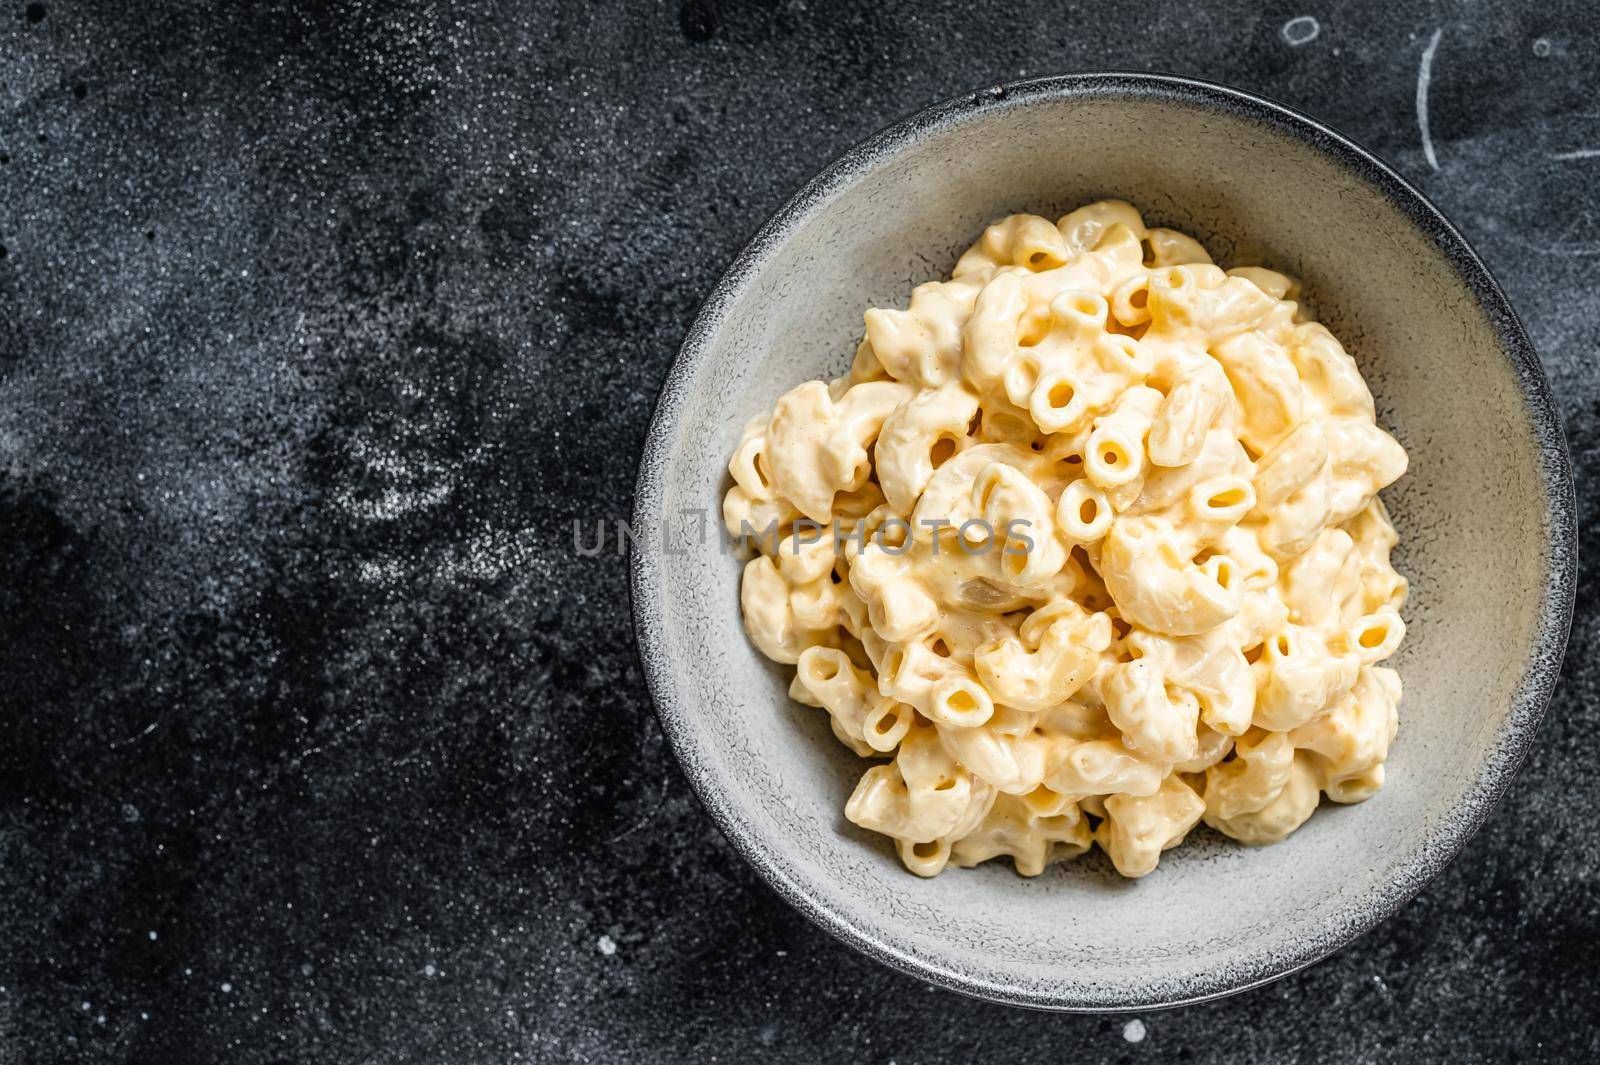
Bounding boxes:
726 201 1409 878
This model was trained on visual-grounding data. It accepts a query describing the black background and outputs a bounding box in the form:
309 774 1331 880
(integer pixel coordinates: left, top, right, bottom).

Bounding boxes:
2 1 1597 1061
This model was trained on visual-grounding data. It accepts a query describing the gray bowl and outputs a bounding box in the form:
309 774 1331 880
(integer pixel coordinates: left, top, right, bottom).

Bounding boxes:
630 73 1576 1011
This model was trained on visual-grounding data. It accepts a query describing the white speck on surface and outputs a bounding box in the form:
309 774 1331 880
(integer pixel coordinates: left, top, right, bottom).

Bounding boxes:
81 1001 90 1011
423 963 437 977
1281 16 1320 46
1533 37 1551 57
148 931 157 941
597 935 617 956
140 1012 149 1021
1417 27 1444 170
220 982 232 993
1123 1019 1148 1043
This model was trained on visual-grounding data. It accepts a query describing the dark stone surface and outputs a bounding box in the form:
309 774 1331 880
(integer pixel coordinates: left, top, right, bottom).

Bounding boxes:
0 0 1596 1060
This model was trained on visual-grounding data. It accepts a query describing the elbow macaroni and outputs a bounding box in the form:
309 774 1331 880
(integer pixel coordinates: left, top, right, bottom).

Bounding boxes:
726 201 1409 878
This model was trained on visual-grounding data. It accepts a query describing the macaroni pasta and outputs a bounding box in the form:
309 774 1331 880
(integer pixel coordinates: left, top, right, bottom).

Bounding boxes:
724 201 1408 878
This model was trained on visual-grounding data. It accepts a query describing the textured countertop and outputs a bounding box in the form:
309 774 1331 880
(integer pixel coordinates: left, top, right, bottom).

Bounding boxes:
2 1 1597 1061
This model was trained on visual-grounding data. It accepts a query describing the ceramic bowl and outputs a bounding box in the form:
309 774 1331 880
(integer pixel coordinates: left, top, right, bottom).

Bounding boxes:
630 73 1576 1010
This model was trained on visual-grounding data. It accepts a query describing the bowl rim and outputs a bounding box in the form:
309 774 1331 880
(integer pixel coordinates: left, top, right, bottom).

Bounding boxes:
629 70 1578 1012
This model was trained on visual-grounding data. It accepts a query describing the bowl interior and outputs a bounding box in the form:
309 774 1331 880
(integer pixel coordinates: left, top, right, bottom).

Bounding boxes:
633 78 1572 1010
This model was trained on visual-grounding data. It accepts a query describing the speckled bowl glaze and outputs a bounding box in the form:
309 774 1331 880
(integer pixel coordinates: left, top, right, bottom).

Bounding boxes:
631 73 1576 1011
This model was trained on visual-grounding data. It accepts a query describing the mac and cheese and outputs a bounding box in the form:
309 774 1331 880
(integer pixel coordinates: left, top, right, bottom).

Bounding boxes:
724 201 1408 878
